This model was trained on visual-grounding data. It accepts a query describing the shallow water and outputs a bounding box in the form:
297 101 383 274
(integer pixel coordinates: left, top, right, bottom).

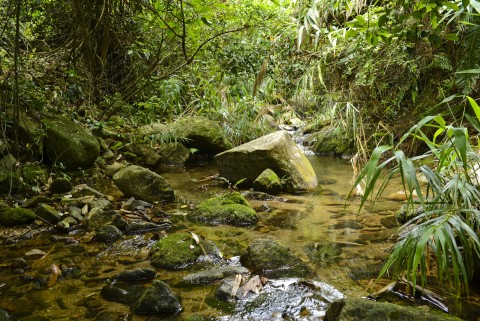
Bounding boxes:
0 156 479 320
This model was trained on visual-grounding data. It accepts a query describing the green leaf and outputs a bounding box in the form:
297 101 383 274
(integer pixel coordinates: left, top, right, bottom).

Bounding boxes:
378 14 387 27
445 33 459 41
201 17 212 26
456 69 480 74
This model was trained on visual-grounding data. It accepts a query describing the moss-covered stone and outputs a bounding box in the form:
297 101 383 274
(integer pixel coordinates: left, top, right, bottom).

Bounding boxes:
306 126 354 157
253 168 282 194
150 232 215 270
0 207 36 226
396 204 424 224
50 178 73 194
240 238 313 278
177 116 230 154
158 142 190 166
188 192 258 226
131 143 161 166
21 196 53 208
43 115 100 170
95 225 123 243
0 154 20 194
35 204 62 224
113 165 175 203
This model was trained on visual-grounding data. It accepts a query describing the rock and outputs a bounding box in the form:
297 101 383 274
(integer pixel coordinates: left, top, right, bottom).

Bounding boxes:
121 198 152 211
137 122 167 137
25 249 46 260
86 209 120 229
240 238 313 278
305 125 354 157
324 298 463 321
333 220 363 230
21 195 53 208
95 225 123 243
11 258 29 274
50 177 73 193
253 168 283 194
259 114 278 129
396 203 424 224
68 206 84 221
16 112 44 158
71 184 105 198
94 311 131 321
43 115 100 170
0 154 20 194
181 266 249 285
215 131 318 192
0 308 11 321
216 275 246 301
113 165 175 203
157 142 190 166
125 220 171 235
101 282 146 305
188 192 258 226
104 162 127 176
58 216 78 229
134 280 182 314
150 232 219 269
131 143 161 166
116 268 156 282
0 207 36 226
177 116 230 154
35 204 62 224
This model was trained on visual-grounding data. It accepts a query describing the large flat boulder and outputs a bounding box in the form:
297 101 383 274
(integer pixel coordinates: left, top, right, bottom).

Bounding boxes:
215 130 318 192
43 115 100 170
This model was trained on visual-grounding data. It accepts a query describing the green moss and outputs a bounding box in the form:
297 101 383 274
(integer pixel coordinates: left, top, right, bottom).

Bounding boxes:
0 207 36 226
150 232 202 269
253 168 282 194
189 192 258 226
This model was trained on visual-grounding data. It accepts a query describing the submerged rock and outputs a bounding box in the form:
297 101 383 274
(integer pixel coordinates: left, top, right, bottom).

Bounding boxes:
181 266 249 285
134 280 182 314
253 168 283 194
189 192 258 226
116 268 156 282
113 165 175 203
101 282 146 305
43 115 100 170
0 207 36 226
240 238 313 278
324 298 463 321
150 232 219 270
95 225 123 243
215 130 318 192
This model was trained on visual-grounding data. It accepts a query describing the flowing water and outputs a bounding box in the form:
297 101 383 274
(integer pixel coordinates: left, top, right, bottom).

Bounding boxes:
1 156 479 320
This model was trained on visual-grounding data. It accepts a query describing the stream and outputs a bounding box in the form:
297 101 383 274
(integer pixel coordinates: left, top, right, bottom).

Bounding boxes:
1 156 480 320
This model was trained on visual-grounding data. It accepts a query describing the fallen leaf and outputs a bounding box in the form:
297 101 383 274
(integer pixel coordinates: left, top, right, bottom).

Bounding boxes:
81 204 89 215
47 264 62 287
242 275 264 296
190 231 200 245
231 274 243 298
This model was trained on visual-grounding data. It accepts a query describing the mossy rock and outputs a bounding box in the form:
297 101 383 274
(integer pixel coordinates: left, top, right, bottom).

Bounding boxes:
306 125 354 157
0 154 21 194
176 116 230 154
188 192 258 226
253 168 282 194
0 207 36 226
396 204 424 224
150 232 214 269
43 115 100 170
95 225 123 244
35 204 62 224
158 142 190 166
50 177 73 193
240 238 313 278
113 165 175 203
134 280 182 314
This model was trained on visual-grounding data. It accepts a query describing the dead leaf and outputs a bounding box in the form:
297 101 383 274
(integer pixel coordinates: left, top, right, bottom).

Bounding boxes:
47 264 62 287
231 274 243 298
242 275 264 296
81 204 89 215
190 231 200 244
